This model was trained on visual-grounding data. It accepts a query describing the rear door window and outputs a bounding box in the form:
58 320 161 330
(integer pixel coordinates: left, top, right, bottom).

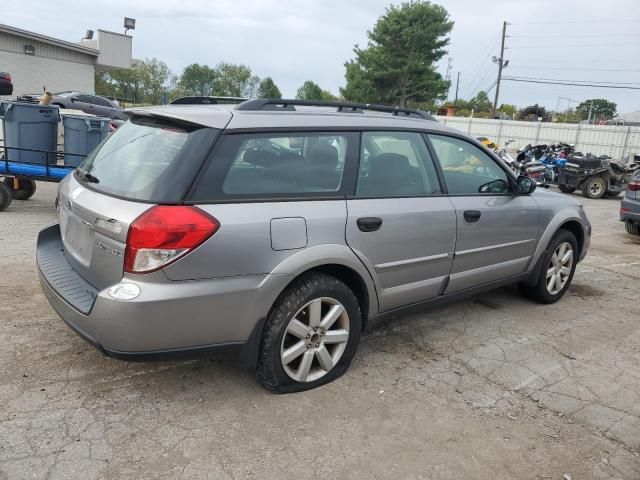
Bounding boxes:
189 132 359 201
76 116 218 202
356 131 441 197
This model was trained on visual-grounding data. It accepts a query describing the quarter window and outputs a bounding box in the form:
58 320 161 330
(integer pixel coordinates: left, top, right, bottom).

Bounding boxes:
190 132 356 199
428 134 510 195
355 132 441 197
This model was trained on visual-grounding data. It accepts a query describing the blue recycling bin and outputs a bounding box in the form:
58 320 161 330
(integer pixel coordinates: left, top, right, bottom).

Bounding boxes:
63 115 110 167
0 101 60 165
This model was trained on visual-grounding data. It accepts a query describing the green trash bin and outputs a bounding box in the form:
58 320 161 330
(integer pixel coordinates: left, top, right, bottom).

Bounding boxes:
62 115 110 167
0 101 60 165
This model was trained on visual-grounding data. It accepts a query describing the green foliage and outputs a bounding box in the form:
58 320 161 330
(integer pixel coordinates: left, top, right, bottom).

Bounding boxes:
178 63 218 97
296 81 334 101
468 91 492 112
178 62 259 98
258 77 282 99
215 62 260 98
341 1 453 107
95 58 173 105
498 103 517 117
576 99 617 120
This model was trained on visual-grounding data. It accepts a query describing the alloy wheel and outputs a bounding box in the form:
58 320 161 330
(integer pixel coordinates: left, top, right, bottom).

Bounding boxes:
280 297 350 382
546 242 574 295
589 181 604 196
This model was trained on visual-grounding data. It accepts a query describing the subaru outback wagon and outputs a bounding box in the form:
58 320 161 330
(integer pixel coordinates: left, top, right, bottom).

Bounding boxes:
37 99 591 393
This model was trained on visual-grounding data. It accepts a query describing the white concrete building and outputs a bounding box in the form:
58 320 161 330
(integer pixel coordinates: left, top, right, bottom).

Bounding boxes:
0 24 132 99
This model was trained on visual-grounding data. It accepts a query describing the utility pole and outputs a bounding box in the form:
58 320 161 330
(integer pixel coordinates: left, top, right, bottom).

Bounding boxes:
492 21 508 116
444 57 453 101
587 100 594 124
454 72 460 107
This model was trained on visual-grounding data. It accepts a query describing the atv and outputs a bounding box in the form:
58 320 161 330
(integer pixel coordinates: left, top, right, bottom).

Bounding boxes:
557 154 639 199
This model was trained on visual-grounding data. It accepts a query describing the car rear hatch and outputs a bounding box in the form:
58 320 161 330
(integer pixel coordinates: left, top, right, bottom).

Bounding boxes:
57 113 224 290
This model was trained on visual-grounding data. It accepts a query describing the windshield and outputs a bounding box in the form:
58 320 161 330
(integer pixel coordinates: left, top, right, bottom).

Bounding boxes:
76 117 216 202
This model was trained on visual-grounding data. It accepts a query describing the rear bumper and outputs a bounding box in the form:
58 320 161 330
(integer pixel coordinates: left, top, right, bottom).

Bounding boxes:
37 224 288 358
620 197 640 223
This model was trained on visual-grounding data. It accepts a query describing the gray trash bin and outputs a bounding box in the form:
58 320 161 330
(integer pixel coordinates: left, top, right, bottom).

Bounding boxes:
63 115 110 167
0 101 60 165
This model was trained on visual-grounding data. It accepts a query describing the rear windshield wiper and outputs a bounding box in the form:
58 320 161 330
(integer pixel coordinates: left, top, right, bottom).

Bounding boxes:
78 169 100 184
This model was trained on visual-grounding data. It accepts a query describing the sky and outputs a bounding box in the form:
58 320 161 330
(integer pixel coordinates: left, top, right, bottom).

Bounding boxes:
4 0 640 113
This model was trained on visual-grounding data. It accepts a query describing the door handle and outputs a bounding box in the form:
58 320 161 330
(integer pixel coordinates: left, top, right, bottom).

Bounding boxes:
357 217 383 232
463 210 481 223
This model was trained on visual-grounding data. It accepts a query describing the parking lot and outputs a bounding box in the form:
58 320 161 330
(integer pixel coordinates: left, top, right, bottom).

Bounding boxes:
0 182 639 479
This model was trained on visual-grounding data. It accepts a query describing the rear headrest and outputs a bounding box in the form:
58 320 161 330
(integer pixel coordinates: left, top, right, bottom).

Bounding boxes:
370 153 412 176
242 149 278 167
308 143 339 170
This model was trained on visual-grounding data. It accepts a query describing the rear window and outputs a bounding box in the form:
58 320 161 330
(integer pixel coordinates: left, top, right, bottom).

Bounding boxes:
189 132 359 201
76 116 217 202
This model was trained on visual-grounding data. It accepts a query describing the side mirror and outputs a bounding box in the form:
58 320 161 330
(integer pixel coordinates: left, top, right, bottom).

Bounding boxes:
70 97 77 103
515 175 536 195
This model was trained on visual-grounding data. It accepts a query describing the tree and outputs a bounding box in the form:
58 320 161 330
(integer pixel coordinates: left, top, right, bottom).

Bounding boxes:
296 80 333 100
178 63 218 96
178 62 259 99
257 77 282 99
341 1 453 107
468 91 492 112
498 103 517 117
95 58 173 105
576 99 617 120
215 62 260 98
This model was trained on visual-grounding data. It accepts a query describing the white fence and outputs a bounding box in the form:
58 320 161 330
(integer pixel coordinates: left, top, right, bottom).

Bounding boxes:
435 116 640 160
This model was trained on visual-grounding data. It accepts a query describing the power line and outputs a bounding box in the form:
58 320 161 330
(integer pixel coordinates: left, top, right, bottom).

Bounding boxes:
462 35 501 97
506 75 640 85
502 77 640 90
510 19 640 25
507 66 640 72
508 33 640 38
508 42 640 49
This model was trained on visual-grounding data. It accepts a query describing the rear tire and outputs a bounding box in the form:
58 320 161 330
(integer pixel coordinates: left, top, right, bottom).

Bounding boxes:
520 229 578 304
606 190 621 197
0 181 13 211
3 178 36 200
581 176 606 199
257 273 362 393
558 184 575 193
625 220 640 235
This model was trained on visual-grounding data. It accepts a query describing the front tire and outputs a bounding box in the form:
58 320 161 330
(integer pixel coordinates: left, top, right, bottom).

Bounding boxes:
581 176 606 199
558 184 575 194
520 229 578 304
257 273 362 393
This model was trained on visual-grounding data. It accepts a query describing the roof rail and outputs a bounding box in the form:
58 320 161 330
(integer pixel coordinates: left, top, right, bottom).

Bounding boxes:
235 99 435 120
170 96 248 105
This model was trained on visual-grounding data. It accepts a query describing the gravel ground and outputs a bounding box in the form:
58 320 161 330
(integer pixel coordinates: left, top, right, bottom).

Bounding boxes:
0 182 639 480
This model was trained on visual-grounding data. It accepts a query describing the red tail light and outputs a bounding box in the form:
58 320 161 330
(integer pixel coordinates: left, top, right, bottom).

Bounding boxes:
125 206 219 273
628 180 640 192
621 207 631 214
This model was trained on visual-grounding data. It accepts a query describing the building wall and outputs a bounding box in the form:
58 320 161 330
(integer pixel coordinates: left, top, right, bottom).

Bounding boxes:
0 29 96 65
0 50 95 98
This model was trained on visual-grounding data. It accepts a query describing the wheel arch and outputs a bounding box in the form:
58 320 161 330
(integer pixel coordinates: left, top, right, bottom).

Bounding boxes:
558 220 584 256
268 244 379 329
527 210 588 274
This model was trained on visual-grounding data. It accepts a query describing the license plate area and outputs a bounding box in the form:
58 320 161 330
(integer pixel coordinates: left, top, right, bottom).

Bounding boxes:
62 211 95 265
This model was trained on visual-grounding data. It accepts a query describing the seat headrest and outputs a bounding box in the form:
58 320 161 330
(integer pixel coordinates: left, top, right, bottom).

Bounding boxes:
370 153 412 176
242 149 278 167
308 143 339 170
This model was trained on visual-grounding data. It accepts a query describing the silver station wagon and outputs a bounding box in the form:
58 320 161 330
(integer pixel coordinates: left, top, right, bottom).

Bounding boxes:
37 99 591 392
